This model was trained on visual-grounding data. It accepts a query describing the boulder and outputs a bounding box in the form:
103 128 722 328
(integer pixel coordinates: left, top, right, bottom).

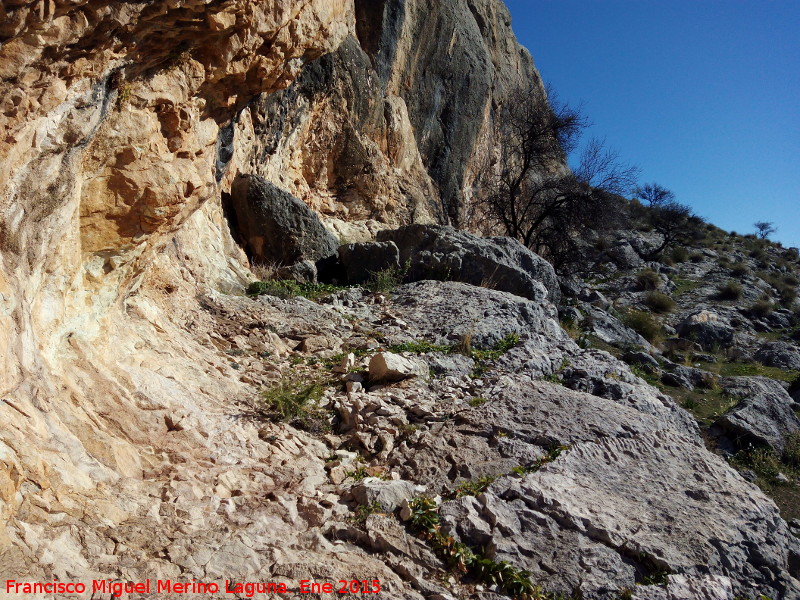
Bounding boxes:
338 241 400 285
369 353 428 383
661 364 718 391
586 306 654 351
230 174 338 265
275 260 317 283
677 310 735 351
376 224 560 304
755 342 800 370
351 479 421 512
714 376 800 453
607 240 643 269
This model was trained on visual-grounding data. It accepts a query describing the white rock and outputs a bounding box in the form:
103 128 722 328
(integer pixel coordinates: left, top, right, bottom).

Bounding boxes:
369 352 428 382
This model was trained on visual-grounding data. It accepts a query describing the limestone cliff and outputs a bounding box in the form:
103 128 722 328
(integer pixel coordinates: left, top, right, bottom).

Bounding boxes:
0 0 544 587
230 0 541 232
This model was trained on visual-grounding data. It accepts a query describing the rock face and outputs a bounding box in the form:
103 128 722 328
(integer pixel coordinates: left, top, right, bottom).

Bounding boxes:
377 224 561 303
338 241 401 284
756 341 800 370
714 377 800 453
231 0 543 227
230 174 339 264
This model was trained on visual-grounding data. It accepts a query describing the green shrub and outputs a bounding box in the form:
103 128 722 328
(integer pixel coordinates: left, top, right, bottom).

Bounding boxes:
730 262 750 277
689 252 704 263
366 263 408 293
670 247 689 263
636 269 661 291
784 431 800 467
778 283 798 307
716 280 743 300
749 298 775 319
468 396 488 407
258 376 330 433
623 310 662 343
247 279 346 301
644 291 676 313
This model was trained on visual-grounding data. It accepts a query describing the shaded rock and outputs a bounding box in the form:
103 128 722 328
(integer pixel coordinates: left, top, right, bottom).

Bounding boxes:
607 240 643 270
369 353 428 383
275 260 317 283
579 289 611 309
714 376 800 453
586 306 653 351
338 241 401 285
377 224 560 304
623 350 659 371
558 306 584 325
661 370 694 390
661 364 718 391
230 174 338 264
755 342 800 370
677 310 735 351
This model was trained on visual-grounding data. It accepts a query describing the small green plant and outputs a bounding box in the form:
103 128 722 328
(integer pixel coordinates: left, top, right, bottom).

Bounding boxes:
784 431 800 467
644 291 676 314
749 298 775 319
731 444 783 482
451 475 497 498
117 81 133 105
365 262 409 293
730 262 750 277
511 465 527 477
258 375 330 432
639 569 671 586
468 396 488 407
689 251 704 263
716 280 743 301
623 310 662 343
405 497 546 597
247 279 348 301
514 446 569 475
350 501 383 524
670 247 689 263
407 497 440 532
636 269 661 291
346 465 370 481
389 340 451 354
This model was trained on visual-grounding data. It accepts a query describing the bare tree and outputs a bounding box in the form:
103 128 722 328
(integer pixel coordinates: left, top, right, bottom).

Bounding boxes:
754 221 777 239
634 182 675 207
646 199 695 259
476 83 638 272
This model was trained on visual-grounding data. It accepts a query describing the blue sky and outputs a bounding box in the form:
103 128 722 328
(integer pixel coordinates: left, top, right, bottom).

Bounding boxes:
503 0 800 248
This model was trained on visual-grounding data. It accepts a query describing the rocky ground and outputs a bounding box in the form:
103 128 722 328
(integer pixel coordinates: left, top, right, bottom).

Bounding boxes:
558 225 800 522
185 221 800 600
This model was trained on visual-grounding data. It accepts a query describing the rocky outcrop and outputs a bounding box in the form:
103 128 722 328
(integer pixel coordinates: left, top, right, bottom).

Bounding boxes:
756 341 800 370
229 174 339 264
377 224 561 303
338 241 401 284
714 377 800 453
